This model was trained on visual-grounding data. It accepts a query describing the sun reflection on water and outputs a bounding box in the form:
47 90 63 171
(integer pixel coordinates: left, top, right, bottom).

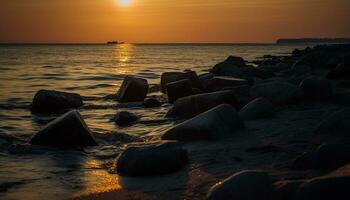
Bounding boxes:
114 44 135 75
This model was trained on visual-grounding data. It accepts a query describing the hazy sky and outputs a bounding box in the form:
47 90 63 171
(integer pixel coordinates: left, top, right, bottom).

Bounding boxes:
1 0 350 43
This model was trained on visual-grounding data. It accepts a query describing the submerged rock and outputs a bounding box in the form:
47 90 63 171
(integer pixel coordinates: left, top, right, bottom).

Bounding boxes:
166 90 240 119
207 170 273 200
31 90 83 113
116 76 149 103
166 79 194 103
251 81 302 104
113 111 139 126
143 97 162 108
30 110 97 147
239 98 274 120
299 79 332 102
314 108 350 137
162 104 243 141
291 143 350 170
116 142 188 176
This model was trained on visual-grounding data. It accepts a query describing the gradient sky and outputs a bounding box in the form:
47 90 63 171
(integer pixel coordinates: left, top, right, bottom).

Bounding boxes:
1 0 350 43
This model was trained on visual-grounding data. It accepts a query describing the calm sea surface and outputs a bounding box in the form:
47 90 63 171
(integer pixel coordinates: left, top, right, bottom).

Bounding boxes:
0 44 310 199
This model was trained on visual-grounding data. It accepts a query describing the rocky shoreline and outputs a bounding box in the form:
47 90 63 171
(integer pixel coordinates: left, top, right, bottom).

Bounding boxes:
25 44 350 199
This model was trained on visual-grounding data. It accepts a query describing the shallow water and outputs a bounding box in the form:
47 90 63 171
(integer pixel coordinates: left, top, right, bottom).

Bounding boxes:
0 43 309 199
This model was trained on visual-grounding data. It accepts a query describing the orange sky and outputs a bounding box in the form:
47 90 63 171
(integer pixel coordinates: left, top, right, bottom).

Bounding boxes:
1 0 350 43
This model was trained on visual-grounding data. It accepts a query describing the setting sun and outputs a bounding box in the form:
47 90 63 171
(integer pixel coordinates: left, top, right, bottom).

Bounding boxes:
117 0 131 6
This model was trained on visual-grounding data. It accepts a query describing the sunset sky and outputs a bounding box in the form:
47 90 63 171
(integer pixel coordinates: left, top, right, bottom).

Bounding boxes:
1 0 350 43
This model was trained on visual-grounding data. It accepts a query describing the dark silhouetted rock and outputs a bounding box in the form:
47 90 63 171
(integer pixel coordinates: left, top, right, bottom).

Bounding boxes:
239 98 274 120
291 143 350 170
116 142 188 176
162 104 243 141
240 66 274 79
144 97 162 108
211 56 245 77
166 90 240 119
207 170 273 200
160 71 201 93
295 175 350 200
327 63 350 79
113 111 139 126
251 81 302 104
166 79 194 103
222 85 251 97
116 76 149 103
314 108 350 137
299 79 332 101
31 90 83 113
205 76 250 92
30 110 97 147
273 180 306 200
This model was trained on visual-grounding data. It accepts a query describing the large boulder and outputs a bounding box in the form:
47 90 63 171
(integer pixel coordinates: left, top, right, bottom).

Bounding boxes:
314 108 350 137
116 142 188 176
31 90 83 114
160 71 201 93
239 98 274 120
211 56 245 77
299 79 332 102
327 63 350 79
205 76 250 92
295 175 350 200
291 143 350 170
116 76 149 103
30 110 97 147
166 90 240 119
207 170 273 200
112 111 139 126
162 104 244 141
166 79 194 103
251 81 302 104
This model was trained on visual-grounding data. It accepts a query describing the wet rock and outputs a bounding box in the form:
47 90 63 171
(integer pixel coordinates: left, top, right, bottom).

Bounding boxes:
207 170 273 200
295 175 350 200
166 90 240 119
327 63 350 79
160 71 201 93
291 143 350 170
205 76 250 92
116 142 188 176
113 111 139 126
30 110 97 147
31 90 83 113
239 98 274 120
116 76 149 103
143 97 162 108
314 108 350 137
166 79 194 103
273 180 306 200
251 81 302 104
299 79 332 102
162 104 243 141
240 66 274 79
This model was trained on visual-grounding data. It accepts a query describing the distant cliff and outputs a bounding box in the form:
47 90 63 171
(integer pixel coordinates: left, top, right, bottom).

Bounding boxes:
276 38 350 44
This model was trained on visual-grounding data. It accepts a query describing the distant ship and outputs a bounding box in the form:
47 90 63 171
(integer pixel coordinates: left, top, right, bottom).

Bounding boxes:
107 41 124 45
